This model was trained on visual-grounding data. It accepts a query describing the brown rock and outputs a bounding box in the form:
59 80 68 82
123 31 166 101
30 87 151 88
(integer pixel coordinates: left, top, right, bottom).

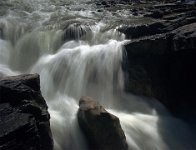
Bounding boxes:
77 96 128 150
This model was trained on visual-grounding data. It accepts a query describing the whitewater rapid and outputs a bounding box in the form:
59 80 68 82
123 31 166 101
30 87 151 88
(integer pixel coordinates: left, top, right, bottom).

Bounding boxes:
1 0 196 150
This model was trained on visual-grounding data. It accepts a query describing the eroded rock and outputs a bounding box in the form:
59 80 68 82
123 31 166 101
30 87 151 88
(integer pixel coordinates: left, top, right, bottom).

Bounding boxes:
77 96 128 150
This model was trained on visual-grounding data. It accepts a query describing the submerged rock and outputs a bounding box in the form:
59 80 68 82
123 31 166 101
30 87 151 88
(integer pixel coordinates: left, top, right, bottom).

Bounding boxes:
77 96 128 150
63 23 92 42
0 74 53 150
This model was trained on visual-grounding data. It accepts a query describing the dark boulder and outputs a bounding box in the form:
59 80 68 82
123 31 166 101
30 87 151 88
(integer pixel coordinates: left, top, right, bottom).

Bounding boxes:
123 34 170 99
123 22 196 121
0 74 53 150
77 96 128 150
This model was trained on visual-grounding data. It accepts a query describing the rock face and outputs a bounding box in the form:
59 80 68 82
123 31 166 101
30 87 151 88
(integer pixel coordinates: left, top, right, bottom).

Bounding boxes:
77 96 128 150
120 2 196 121
0 74 53 150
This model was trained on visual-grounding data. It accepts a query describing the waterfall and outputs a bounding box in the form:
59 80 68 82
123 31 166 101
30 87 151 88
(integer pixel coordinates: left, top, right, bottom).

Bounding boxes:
30 28 125 149
1 0 196 150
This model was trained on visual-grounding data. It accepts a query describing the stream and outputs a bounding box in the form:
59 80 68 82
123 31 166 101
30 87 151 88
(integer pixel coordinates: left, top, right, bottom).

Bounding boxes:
0 0 196 150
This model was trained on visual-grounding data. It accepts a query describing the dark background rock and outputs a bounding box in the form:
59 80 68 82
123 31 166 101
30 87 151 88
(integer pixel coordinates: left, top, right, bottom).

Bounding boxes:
119 7 196 39
145 10 164 18
77 96 128 150
118 22 166 39
0 74 53 150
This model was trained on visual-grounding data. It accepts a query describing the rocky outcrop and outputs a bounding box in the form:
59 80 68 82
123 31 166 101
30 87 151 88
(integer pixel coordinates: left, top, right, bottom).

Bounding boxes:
121 2 196 121
0 74 53 150
124 23 195 94
129 1 196 17
119 4 196 39
77 96 128 150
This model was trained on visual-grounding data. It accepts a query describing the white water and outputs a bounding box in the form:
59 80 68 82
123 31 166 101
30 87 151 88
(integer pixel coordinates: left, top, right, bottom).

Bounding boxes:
0 0 196 150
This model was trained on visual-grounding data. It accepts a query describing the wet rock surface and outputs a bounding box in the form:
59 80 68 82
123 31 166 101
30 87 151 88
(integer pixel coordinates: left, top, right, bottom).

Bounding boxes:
120 2 196 121
77 96 128 150
63 23 92 42
0 74 53 150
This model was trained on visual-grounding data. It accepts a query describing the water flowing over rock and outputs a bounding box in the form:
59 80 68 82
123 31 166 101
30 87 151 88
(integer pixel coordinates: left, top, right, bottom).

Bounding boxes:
78 96 128 150
1 0 196 149
0 74 53 150
63 23 92 42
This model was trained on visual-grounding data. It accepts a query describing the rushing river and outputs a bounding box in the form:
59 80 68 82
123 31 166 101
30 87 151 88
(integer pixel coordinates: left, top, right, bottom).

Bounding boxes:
0 0 196 150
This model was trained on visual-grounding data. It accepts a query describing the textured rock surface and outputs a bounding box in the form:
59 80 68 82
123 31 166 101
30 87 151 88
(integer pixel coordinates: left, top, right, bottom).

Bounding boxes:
122 4 196 120
0 74 53 150
77 96 128 150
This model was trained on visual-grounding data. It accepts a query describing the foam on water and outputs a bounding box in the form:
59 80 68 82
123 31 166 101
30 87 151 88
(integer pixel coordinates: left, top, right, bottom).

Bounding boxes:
0 0 196 150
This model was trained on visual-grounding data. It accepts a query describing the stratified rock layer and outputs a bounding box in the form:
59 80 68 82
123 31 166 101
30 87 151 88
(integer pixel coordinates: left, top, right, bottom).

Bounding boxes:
77 96 128 150
0 74 53 150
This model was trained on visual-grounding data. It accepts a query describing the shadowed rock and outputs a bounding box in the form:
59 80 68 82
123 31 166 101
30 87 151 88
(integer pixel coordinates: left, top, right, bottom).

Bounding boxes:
0 74 53 150
123 22 196 121
77 96 128 150
117 2 196 121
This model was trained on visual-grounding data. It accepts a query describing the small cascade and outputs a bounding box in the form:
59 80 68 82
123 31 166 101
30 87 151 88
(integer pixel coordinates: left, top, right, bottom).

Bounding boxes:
63 23 92 41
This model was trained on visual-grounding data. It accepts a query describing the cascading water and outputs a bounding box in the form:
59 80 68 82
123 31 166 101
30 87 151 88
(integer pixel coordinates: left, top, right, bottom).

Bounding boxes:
0 0 196 150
